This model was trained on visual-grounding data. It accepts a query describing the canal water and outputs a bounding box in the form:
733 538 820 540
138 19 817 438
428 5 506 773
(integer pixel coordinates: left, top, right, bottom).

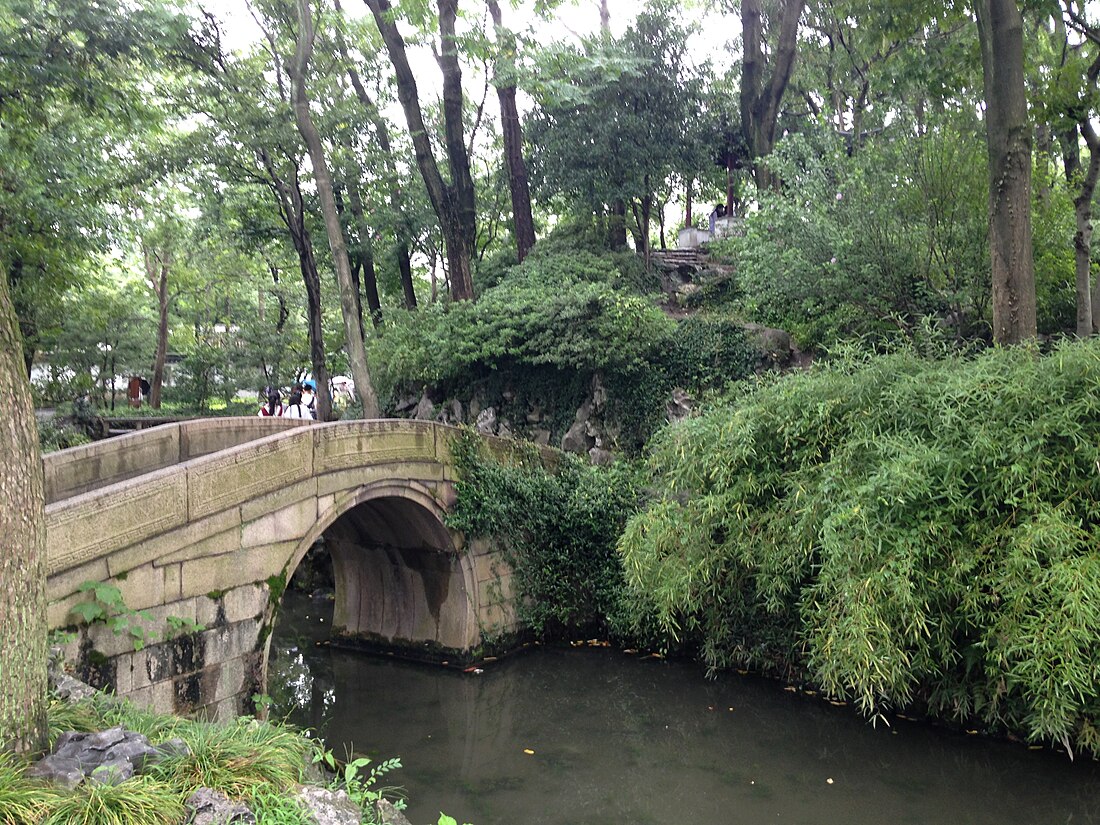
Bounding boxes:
269 591 1100 824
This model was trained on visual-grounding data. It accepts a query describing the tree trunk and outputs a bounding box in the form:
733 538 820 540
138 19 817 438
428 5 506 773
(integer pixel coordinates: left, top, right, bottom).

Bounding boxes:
436 0 477 300
1073 121 1100 335
609 199 628 250
975 0 1036 344
487 0 536 263
0 264 47 755
291 0 380 418
366 0 476 301
142 246 170 409
740 0 804 189
259 149 332 422
296 235 332 420
341 149 383 330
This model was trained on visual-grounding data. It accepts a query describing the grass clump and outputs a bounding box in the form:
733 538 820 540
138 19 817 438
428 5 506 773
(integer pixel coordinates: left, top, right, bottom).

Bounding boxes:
0 693 364 825
40 776 185 825
0 754 58 825
145 717 309 797
619 338 1100 755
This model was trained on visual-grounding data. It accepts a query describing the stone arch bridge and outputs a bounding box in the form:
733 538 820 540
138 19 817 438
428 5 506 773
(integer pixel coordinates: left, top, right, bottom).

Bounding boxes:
45 418 520 720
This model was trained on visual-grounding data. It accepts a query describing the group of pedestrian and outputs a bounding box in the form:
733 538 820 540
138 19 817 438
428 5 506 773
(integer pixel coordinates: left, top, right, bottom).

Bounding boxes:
257 380 317 419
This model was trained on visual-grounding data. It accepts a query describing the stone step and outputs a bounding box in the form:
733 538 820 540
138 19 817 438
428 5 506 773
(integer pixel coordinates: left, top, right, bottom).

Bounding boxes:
651 250 706 269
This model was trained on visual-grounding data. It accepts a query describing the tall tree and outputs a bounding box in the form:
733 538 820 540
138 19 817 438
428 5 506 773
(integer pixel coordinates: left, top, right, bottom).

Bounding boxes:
738 0 806 188
365 0 477 301
331 0 418 309
0 257 46 755
1057 1 1100 334
526 6 704 253
487 0 537 262
975 0 1037 343
288 0 381 417
0 0 187 748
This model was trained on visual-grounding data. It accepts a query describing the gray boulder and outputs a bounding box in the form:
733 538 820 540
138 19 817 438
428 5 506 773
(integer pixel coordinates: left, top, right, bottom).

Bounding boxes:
296 786 363 825
89 758 134 786
186 787 256 824
375 798 414 825
26 756 84 790
475 407 498 435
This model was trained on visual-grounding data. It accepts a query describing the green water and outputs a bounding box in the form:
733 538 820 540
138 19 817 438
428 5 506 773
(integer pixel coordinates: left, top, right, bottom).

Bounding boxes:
269 591 1100 824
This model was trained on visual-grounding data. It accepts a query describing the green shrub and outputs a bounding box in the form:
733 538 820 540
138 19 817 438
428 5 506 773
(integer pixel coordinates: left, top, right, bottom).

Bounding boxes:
619 338 1100 755
447 432 644 640
146 717 309 797
38 418 91 453
719 120 994 348
41 775 185 825
369 246 671 402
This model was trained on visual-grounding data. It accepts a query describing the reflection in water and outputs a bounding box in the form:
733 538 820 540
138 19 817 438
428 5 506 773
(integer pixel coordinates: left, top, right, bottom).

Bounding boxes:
269 592 1100 825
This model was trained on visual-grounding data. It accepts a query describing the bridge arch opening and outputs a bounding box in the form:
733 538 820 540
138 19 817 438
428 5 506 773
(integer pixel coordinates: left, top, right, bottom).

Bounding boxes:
274 482 478 666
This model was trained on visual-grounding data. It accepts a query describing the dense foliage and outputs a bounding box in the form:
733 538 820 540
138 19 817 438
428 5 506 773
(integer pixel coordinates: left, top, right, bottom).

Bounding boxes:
370 238 759 450
447 432 643 640
619 338 1100 755
719 120 1076 348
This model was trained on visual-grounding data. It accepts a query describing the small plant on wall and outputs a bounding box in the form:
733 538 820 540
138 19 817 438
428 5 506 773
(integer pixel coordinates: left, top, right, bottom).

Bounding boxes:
70 581 204 651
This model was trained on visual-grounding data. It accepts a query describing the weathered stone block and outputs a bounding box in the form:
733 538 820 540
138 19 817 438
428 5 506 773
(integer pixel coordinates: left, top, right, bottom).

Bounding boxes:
194 595 221 628
163 563 182 602
43 425 181 503
240 478 317 525
46 557 110 606
82 617 160 661
314 462 445 499
111 508 238 572
314 422 437 473
179 416 308 461
112 564 165 614
125 678 176 715
200 621 261 663
151 519 242 568
221 585 268 624
113 651 135 695
241 499 316 549
212 656 246 702
206 695 244 724
178 543 295 600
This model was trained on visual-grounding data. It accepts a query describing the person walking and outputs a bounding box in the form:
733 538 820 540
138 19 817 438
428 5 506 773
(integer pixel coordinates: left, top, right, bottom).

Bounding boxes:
257 387 283 417
283 387 310 420
302 379 318 420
